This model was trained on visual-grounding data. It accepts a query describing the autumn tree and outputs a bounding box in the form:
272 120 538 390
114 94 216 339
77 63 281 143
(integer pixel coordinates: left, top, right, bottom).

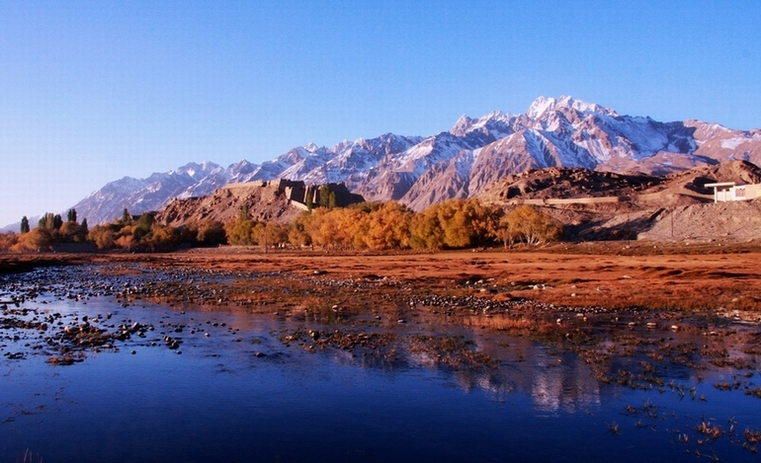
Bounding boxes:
252 222 268 248
409 199 499 250
410 206 445 250
251 222 290 250
14 228 53 251
88 223 119 250
196 220 226 246
499 205 563 247
288 212 312 247
88 225 113 249
361 202 413 250
307 208 340 249
225 217 255 245
59 221 86 242
144 224 181 251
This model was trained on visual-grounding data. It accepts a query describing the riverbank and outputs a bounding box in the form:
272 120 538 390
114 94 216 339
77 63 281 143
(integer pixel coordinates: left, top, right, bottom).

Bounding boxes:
4 240 761 317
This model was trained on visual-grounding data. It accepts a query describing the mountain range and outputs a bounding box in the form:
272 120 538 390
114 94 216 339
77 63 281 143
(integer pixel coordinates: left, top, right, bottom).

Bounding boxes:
27 96 761 227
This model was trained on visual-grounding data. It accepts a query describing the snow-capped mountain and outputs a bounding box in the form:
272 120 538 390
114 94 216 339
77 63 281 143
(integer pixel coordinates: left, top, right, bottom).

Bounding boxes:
71 161 239 226
353 95 761 210
63 96 761 225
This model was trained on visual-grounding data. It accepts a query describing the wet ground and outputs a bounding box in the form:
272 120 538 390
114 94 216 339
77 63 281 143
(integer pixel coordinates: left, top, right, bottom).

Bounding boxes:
1 262 761 462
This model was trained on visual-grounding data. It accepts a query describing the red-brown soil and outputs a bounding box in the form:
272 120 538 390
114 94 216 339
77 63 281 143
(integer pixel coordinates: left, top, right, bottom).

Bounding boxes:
5 240 756 318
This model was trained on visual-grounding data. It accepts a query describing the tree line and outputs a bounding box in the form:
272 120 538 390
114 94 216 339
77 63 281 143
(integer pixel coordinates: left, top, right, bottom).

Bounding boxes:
193 198 561 251
3 209 90 251
0 199 563 253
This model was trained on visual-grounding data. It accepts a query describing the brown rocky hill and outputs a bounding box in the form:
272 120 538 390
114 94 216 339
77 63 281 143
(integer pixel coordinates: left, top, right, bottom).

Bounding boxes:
480 160 761 205
478 160 761 240
156 180 363 227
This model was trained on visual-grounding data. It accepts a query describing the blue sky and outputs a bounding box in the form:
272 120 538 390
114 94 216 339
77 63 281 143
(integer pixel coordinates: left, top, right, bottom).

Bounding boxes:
1 0 760 227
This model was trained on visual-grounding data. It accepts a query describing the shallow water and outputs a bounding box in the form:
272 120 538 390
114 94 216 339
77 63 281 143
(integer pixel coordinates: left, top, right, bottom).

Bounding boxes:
1 267 760 462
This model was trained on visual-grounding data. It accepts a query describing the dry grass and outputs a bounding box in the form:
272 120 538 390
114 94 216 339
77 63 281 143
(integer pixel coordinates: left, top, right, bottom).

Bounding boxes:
4 241 761 317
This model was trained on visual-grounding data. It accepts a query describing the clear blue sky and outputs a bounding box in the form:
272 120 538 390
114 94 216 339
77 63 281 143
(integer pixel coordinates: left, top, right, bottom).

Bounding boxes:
1 0 759 227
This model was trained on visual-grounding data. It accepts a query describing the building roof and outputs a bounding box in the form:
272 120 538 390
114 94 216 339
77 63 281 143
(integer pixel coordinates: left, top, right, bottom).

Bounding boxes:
704 182 737 188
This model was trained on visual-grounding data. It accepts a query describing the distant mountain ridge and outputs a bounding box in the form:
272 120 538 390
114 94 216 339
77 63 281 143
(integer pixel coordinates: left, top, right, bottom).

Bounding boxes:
43 96 761 226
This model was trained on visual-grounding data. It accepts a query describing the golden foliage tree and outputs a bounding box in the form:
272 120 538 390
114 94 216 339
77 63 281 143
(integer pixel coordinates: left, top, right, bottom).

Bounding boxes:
360 202 413 250
499 205 563 247
225 217 255 245
410 199 500 250
288 212 313 247
59 221 86 243
12 228 53 251
145 224 181 251
410 206 445 250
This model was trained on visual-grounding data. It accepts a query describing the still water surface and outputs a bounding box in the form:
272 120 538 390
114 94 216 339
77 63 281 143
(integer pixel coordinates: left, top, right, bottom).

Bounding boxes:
1 273 760 462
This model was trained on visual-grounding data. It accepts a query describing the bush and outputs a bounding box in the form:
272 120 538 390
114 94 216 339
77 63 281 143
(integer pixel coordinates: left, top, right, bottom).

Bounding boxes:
0 232 18 251
11 229 53 251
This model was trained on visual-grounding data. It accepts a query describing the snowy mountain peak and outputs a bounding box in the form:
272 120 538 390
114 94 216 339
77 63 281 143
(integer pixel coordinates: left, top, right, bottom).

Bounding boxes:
450 114 475 136
527 96 557 119
526 96 616 120
450 110 513 137
171 161 222 179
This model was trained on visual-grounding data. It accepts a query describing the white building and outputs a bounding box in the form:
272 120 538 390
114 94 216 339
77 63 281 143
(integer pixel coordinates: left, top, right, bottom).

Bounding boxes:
705 182 761 202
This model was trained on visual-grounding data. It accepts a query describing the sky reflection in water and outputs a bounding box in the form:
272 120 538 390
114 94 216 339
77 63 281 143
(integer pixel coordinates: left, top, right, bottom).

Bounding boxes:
0 293 759 462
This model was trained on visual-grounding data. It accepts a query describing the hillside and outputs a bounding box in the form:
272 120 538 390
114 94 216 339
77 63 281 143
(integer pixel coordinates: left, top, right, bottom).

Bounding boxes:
156 180 364 228
478 160 761 240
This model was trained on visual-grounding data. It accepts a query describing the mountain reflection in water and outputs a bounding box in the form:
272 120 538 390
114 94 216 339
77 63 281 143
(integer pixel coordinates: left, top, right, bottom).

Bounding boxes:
0 266 760 463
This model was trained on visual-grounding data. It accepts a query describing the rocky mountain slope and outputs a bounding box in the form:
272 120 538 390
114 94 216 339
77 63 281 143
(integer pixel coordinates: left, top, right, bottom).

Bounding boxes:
156 182 303 228
58 96 761 226
479 160 761 204
477 160 761 240
156 180 365 228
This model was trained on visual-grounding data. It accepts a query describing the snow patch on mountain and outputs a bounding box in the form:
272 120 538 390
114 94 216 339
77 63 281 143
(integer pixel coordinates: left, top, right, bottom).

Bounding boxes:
722 137 747 150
